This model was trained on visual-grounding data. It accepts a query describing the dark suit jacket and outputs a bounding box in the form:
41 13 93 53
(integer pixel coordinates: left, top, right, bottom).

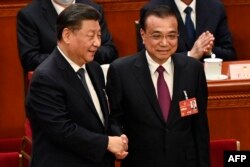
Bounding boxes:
26 48 112 167
17 0 117 72
106 50 210 167
141 0 236 61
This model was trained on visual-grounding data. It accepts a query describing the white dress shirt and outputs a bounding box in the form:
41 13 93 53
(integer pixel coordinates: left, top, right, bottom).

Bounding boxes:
51 0 76 14
57 46 104 124
145 51 174 99
175 0 196 29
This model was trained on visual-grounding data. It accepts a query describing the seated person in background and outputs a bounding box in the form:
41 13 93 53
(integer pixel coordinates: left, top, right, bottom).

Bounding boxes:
17 0 118 72
26 4 128 167
141 0 236 61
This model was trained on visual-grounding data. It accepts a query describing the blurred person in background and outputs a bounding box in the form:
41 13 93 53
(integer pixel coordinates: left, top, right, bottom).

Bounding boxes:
141 0 236 61
17 0 118 72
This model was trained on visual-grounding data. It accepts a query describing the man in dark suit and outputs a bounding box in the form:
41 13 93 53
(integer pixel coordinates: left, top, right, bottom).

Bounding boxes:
26 4 128 167
106 5 209 167
17 0 118 72
141 0 236 61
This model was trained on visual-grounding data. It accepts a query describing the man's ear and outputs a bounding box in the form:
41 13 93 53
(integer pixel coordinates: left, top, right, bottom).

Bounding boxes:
62 28 72 44
140 28 145 44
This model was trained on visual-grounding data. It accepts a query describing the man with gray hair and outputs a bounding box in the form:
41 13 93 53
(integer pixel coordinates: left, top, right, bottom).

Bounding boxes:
26 4 128 167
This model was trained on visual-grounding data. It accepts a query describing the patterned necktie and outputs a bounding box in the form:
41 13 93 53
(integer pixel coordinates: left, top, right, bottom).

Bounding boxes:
77 68 91 96
184 6 196 46
156 66 171 121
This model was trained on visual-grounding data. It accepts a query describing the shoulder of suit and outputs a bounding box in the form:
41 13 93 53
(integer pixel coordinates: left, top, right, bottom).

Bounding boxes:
19 0 41 13
86 62 103 75
172 53 187 61
173 53 203 68
110 53 138 67
205 0 224 9
209 0 223 5
87 61 102 69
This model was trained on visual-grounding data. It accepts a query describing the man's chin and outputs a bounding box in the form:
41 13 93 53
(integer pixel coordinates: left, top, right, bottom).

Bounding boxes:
86 54 95 62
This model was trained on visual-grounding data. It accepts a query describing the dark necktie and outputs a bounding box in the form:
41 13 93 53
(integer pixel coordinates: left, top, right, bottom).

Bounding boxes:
184 6 196 46
156 66 171 121
77 68 91 96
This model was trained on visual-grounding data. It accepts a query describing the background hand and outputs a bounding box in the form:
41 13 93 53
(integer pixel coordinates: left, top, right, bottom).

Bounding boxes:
190 31 215 59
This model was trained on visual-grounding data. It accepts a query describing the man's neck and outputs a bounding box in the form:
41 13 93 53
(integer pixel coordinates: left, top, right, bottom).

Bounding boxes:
53 0 72 8
181 0 193 5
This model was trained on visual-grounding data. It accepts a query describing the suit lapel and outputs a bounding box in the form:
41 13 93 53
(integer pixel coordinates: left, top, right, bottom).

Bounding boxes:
167 54 187 125
64 67 97 113
86 64 109 129
42 0 58 32
133 51 166 123
53 49 100 121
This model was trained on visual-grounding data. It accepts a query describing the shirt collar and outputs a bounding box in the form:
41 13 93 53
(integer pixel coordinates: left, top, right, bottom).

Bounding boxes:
145 50 172 75
175 0 196 14
57 46 86 72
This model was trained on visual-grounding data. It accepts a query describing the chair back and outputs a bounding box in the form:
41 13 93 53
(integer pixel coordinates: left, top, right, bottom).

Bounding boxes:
210 139 240 167
0 152 21 167
0 138 22 167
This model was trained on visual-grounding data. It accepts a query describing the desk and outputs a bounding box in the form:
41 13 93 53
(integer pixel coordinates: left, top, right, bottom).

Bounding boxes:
207 60 250 150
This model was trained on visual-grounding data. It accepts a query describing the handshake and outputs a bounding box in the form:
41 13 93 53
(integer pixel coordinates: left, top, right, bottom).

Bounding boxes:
107 134 128 159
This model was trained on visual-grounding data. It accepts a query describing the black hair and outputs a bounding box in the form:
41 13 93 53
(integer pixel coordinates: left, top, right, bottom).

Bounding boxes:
57 3 101 40
139 5 177 31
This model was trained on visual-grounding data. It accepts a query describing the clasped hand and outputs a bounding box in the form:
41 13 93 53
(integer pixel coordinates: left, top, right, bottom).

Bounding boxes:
190 31 215 59
108 134 128 159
